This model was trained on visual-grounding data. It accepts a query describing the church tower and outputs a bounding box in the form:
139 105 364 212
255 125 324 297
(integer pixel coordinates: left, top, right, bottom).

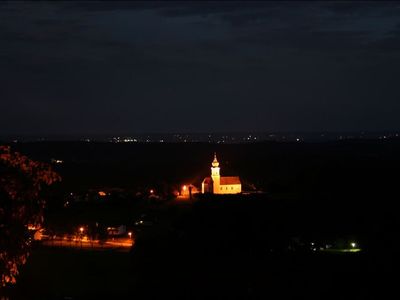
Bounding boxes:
211 153 220 193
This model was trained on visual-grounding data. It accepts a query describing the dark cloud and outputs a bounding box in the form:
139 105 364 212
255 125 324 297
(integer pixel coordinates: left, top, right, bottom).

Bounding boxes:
61 1 166 12
368 36 400 52
1 1 400 134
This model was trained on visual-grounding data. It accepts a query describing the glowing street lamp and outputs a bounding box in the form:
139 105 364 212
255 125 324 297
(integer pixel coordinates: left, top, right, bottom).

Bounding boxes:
183 185 187 191
128 232 132 239
149 189 154 194
351 242 357 248
79 227 84 249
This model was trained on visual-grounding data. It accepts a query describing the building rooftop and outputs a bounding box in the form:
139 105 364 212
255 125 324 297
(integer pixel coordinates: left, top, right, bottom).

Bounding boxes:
220 176 241 185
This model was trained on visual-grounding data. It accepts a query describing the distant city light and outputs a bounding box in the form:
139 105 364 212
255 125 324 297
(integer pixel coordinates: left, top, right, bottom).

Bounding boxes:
51 158 64 164
79 227 84 233
351 242 356 248
183 185 187 191
149 189 154 194
128 232 132 239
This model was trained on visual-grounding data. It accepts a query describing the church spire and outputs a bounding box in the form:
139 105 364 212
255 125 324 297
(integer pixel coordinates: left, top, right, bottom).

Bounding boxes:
212 152 219 167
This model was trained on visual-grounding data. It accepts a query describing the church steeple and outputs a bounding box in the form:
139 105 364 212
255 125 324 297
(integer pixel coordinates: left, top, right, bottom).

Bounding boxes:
212 152 219 167
211 152 221 194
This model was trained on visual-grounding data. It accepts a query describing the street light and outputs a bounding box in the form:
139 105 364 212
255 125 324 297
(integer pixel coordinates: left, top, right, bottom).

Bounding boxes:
79 227 84 249
128 232 132 239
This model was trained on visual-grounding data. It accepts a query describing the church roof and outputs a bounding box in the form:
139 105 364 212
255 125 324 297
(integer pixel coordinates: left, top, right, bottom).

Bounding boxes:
220 176 241 185
202 177 212 184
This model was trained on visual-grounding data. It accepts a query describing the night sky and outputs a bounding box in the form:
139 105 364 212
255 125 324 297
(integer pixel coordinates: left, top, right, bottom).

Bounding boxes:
2 1 400 135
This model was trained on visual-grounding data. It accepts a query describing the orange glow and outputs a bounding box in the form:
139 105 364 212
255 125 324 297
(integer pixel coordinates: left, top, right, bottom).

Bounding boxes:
128 232 132 239
27 224 40 230
98 191 106 196
183 185 187 191
79 227 84 233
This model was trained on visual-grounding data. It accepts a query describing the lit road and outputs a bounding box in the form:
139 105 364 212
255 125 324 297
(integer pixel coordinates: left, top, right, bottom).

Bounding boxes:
41 237 134 252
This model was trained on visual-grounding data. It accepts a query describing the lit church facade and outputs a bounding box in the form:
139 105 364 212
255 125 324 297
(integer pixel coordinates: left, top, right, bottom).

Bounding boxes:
202 153 241 194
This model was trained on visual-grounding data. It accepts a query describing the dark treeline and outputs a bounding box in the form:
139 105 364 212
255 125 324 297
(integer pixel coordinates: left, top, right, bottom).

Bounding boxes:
8 140 400 233
10 140 400 249
8 140 400 237
8 140 400 196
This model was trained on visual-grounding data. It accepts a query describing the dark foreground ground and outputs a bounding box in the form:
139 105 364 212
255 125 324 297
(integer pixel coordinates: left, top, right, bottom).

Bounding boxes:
11 246 377 300
3 140 400 299
10 196 399 300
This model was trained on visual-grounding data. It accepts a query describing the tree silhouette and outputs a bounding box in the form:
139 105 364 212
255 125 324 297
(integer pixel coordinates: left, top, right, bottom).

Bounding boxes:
0 146 61 288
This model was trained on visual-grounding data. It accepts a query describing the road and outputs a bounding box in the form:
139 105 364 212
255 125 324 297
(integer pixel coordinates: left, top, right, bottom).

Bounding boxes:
40 236 134 252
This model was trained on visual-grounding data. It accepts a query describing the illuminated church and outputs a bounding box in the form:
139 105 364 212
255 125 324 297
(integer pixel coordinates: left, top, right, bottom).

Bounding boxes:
202 153 241 194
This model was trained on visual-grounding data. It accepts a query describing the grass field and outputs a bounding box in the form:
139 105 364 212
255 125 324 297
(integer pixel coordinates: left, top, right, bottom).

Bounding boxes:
8 240 396 300
13 247 136 299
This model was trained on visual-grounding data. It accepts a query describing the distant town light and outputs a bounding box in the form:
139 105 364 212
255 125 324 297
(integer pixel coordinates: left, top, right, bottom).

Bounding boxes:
149 189 154 194
351 242 356 248
128 232 132 239
51 158 64 164
183 185 187 191
79 227 84 233
98 191 106 196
